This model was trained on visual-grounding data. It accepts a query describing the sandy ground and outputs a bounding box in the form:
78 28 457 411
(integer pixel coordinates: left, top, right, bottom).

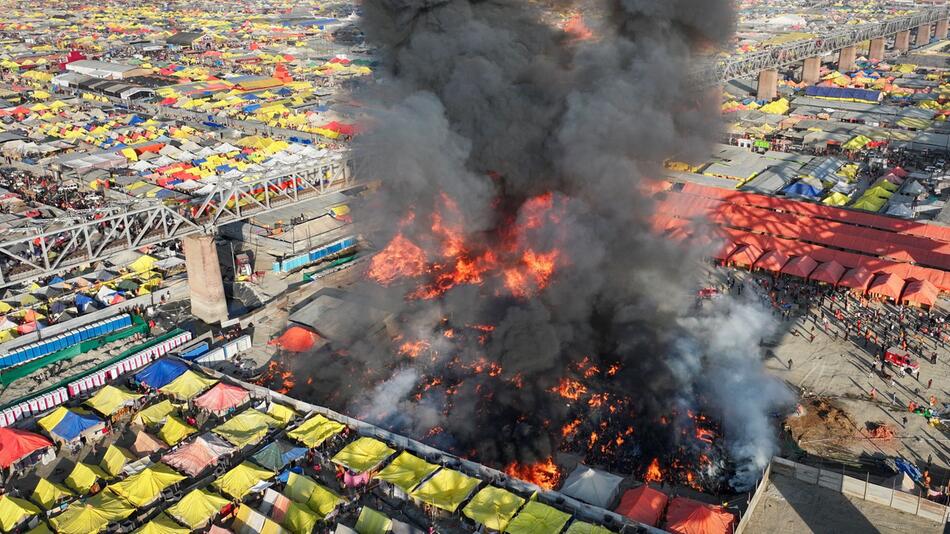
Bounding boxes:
743 473 944 534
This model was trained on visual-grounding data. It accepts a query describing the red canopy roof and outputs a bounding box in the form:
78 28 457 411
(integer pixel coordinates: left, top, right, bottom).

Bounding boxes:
0 427 52 468
729 244 763 268
838 265 873 289
269 326 320 353
901 279 938 307
615 485 668 527
868 273 905 300
809 260 846 285
664 496 735 534
712 241 736 261
781 255 818 279
754 250 789 272
194 382 250 414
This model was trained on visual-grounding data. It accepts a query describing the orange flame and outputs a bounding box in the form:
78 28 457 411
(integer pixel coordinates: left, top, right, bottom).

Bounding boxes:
368 234 427 284
504 457 562 490
549 378 587 400
399 340 430 359
644 458 663 483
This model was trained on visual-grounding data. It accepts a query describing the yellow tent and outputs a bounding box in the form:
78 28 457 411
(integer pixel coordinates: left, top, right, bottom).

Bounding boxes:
564 521 615 534
354 507 391 534
31 479 73 510
65 462 109 494
233 504 285 534
212 408 275 447
129 255 157 273
462 486 526 531
284 472 341 518
85 385 142 417
409 469 480 513
133 513 189 534
213 461 274 499
99 444 134 478
110 464 185 507
158 416 197 446
37 406 71 434
50 490 134 534
266 402 296 426
166 489 229 529
281 502 319 534
505 501 571 534
822 192 851 206
159 371 217 401
842 135 871 151
133 399 177 426
0 494 40 532
330 437 395 473
286 414 344 447
759 98 789 115
375 452 440 493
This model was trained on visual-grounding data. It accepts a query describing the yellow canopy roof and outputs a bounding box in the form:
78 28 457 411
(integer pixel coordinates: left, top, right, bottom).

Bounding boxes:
166 489 229 529
505 501 571 534
331 437 395 473
462 486 525 531
133 399 178 426
158 416 197 446
266 402 296 426
213 461 274 499
212 408 274 447
822 192 851 206
354 507 391 534
409 469 480 512
281 502 319 534
0 495 40 532
100 444 134 478
129 255 157 273
287 414 344 447
26 520 53 534
133 513 189 534
85 385 142 417
375 452 440 493
233 504 285 534
160 371 218 400
284 472 341 518
51 490 134 534
110 464 185 507
564 521 616 534
32 479 73 510
37 406 70 434
65 462 108 494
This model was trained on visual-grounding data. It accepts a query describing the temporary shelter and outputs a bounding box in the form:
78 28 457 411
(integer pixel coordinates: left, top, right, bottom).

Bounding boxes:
559 464 624 509
838 266 874 291
266 402 297 426
462 486 526 531
130 431 167 455
780 255 818 279
354 507 391 534
375 452 440 493
135 359 188 389
194 382 250 415
50 490 135 534
162 433 234 476
233 504 287 534
133 399 177 426
65 462 109 493
212 408 275 448
252 441 307 472
0 495 40 532
260 489 319 534
166 489 230 529
615 485 668 526
664 496 734 534
901 279 939 308
809 260 846 286
31 479 73 510
284 472 342 518
134 513 189 534
159 370 217 400
564 521 615 534
753 250 789 273
38 407 104 443
331 437 395 473
727 244 762 268
270 326 320 352
286 414 345 447
99 444 135 478
158 416 197 446
213 461 275 499
409 469 479 513
110 463 185 507
0 427 52 468
85 385 142 417
868 273 905 301
505 501 571 534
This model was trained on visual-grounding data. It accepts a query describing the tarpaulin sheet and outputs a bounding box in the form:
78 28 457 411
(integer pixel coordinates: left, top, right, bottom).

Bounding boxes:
330 437 394 473
0 495 40 532
234 504 287 534
354 507 391 534
462 486 525 531
664 496 734 534
160 370 217 400
131 432 167 456
51 490 134 534
615 485 668 527
162 433 234 476
266 403 296 426
270 326 319 352
39 407 103 442
564 521 615 534
100 445 134 478
0 427 51 468
135 359 188 389
32 479 72 510
213 408 274 447
194 382 249 414
133 399 178 426
158 416 197 446
65 462 108 494
409 469 479 513
110 463 185 507
505 501 571 534
213 461 274 499
252 441 307 472
286 414 344 447
85 385 142 416
280 502 318 534
374 452 439 493
284 473 341 518
133 513 189 534
166 489 229 529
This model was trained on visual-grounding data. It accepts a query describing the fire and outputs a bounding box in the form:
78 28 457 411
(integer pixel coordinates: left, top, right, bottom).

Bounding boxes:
256 360 296 394
368 234 427 284
504 457 562 490
644 458 663 483
695 428 715 444
503 249 559 298
588 393 609 408
550 378 587 400
561 418 582 437
399 339 430 358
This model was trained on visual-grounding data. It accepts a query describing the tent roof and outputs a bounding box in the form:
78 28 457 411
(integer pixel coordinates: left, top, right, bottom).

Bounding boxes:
287 414 345 447
135 359 188 389
0 427 51 468
133 513 189 534
560 464 624 509
781 255 819 279
410 469 479 512
213 461 274 499
838 265 874 289
809 260 846 285
375 451 440 493
110 463 185 507
130 431 167 456
505 501 571 534
615 485 668 527
728 244 763 267
133 399 178 426
39 407 103 442
212 408 275 447
354 507 392 534
664 496 734 534
159 370 217 400
194 382 249 413
85 385 142 416
272 326 320 352
902 278 939 307
331 437 395 473
65 462 108 494
251 440 307 472
285 472 342 518
158 415 197 446
753 249 789 272
868 273 905 300
100 444 134 478
161 433 234 476
0 495 40 532
166 489 230 529
564 521 615 534
282 501 319 534
266 402 297 426
51 490 134 534
32 479 73 510
462 486 526 531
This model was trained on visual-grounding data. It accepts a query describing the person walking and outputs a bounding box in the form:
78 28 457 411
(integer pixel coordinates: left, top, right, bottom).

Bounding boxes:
788 358 793 370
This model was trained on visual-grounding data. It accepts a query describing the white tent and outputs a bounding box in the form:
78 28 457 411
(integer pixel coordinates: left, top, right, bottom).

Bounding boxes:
559 464 624 508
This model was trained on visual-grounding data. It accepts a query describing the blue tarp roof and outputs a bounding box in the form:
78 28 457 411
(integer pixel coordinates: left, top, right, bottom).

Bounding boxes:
135 359 188 389
783 181 822 197
804 86 882 103
51 410 102 441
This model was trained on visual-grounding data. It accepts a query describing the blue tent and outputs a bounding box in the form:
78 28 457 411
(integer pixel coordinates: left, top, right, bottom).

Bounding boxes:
135 359 188 389
783 180 822 198
804 86 882 104
51 410 103 442
128 115 145 125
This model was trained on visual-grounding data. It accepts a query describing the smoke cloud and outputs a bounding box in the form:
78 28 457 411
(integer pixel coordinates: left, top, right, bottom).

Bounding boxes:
281 0 792 491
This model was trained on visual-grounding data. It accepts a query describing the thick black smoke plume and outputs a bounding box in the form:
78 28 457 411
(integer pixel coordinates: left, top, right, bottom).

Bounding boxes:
285 0 791 491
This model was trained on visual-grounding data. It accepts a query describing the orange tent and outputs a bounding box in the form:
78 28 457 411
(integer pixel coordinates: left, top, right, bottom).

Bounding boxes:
753 249 789 273
781 255 818 279
838 265 873 290
664 496 734 534
868 273 905 301
615 485 668 527
712 241 737 261
901 279 938 308
269 326 320 353
809 260 846 285
728 244 763 269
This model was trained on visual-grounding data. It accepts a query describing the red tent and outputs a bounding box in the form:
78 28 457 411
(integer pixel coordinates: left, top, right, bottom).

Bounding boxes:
711 241 736 261
0 427 52 468
269 326 320 353
194 383 250 415
901 279 938 308
615 485 668 526
728 244 763 269
809 260 846 285
781 255 818 279
664 496 734 534
754 249 789 273
838 265 873 290
868 273 905 301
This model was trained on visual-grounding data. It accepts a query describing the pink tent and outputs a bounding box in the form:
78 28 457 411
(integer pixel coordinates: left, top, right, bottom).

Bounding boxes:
194 383 250 415
162 433 234 476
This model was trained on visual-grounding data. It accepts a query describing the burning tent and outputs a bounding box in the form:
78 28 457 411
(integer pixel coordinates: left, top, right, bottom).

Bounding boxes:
663 496 734 534
269 326 321 353
615 484 669 527
558 464 624 509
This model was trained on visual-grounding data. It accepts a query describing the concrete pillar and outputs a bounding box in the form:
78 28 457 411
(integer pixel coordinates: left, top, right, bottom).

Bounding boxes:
757 69 778 101
837 46 856 73
801 56 821 85
917 23 932 47
869 37 886 62
183 234 229 324
936 19 949 41
895 30 911 53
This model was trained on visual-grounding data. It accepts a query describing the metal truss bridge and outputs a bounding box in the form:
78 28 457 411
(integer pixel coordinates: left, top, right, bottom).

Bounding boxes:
696 6 950 85
0 158 356 287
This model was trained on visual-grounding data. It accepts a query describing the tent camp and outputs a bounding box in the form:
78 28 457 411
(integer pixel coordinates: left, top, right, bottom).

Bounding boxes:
162 433 235 476
462 486 525 531
375 452 440 493
505 501 571 534
135 359 188 389
166 489 230 529
615 485 668 527
0 427 52 468
252 440 307 472
559 464 624 509
287 414 345 447
194 382 250 415
331 437 395 473
664 497 734 534
110 464 185 507
38 407 104 443
409 469 479 513
213 461 275 499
